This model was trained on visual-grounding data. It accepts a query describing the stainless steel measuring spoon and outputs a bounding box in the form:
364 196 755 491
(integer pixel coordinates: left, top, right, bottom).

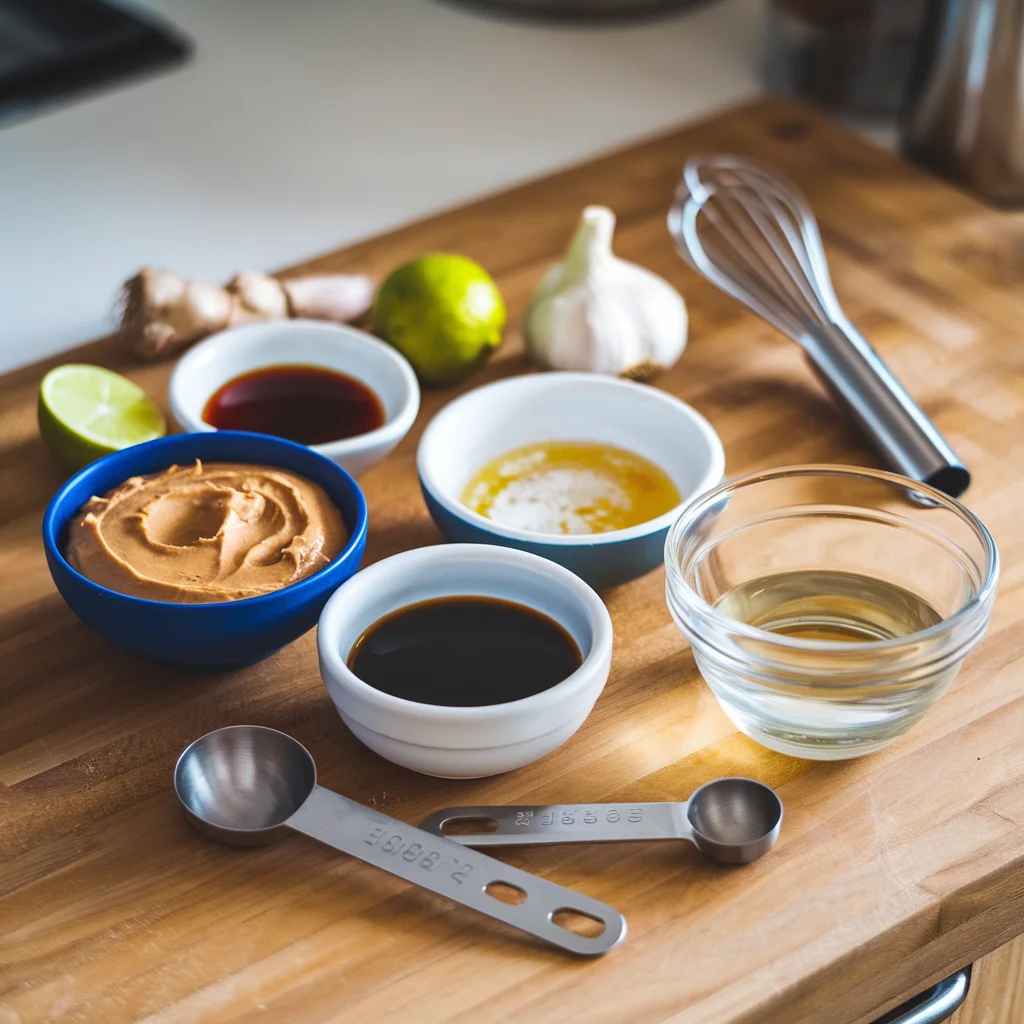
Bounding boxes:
173 725 626 956
420 778 782 866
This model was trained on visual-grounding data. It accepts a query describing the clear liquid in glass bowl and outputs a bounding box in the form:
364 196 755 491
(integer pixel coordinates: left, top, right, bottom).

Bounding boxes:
664 466 998 760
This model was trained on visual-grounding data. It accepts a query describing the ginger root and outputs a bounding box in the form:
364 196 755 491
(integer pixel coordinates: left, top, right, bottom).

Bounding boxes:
120 267 375 359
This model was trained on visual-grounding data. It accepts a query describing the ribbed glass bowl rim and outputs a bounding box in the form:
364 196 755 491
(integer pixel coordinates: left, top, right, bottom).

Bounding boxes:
664 465 999 654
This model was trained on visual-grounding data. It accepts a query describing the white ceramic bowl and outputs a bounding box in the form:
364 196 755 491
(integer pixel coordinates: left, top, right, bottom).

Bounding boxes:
317 544 613 778
417 372 725 589
169 319 420 477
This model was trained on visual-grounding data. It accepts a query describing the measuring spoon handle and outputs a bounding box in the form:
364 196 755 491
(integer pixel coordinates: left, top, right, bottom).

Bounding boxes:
287 786 627 956
419 803 688 846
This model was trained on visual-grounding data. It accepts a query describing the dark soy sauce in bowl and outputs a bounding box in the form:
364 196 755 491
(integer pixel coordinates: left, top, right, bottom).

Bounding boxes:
203 364 385 445
347 596 582 707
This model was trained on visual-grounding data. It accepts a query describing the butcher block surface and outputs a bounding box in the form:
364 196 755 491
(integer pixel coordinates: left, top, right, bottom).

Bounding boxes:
3 98 1024 1024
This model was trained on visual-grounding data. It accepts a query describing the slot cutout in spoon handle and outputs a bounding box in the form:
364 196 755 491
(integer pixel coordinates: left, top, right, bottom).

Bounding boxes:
420 779 783 866
289 787 627 956
420 803 688 846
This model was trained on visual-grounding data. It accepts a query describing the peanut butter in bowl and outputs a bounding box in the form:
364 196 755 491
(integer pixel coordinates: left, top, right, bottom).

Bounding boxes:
65 460 347 602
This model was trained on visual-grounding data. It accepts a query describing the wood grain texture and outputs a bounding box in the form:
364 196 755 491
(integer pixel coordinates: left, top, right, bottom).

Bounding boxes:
949 934 1024 1024
2 97 1024 1024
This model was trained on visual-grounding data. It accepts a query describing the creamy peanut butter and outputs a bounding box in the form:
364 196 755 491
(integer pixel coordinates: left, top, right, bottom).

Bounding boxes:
65 460 346 602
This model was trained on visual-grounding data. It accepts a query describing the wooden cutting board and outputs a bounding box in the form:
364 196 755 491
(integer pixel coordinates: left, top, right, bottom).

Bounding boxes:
3 96 1024 1024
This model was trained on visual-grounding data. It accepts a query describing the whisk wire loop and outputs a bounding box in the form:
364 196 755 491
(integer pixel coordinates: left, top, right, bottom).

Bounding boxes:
667 154 969 497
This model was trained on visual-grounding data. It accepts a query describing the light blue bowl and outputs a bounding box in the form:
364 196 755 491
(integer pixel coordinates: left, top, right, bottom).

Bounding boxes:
43 431 368 668
417 373 725 590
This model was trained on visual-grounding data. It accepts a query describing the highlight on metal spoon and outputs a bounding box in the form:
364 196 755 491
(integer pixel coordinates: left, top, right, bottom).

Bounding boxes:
420 778 783 866
174 725 627 956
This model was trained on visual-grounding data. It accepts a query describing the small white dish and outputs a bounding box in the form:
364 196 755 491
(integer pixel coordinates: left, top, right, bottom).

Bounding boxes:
316 544 613 778
417 372 725 589
169 319 420 478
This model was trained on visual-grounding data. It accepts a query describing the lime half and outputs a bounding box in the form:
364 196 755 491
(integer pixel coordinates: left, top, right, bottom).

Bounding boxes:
39 363 166 471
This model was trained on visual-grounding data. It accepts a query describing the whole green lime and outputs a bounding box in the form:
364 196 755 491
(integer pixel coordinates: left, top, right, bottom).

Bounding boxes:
372 254 506 385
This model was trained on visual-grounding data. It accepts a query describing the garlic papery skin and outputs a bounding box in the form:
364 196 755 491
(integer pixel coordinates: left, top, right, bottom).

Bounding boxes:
525 205 688 380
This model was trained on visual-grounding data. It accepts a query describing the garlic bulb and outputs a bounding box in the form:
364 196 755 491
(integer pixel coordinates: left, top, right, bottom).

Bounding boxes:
525 205 687 380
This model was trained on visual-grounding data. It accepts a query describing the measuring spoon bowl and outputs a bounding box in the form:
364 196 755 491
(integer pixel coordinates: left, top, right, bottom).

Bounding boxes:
420 777 783 866
174 725 628 956
175 725 317 846
685 778 783 864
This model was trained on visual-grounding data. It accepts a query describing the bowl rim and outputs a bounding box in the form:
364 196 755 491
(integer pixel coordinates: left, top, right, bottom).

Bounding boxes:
316 543 614 723
664 463 1000 655
168 319 420 459
416 372 726 547
42 430 369 612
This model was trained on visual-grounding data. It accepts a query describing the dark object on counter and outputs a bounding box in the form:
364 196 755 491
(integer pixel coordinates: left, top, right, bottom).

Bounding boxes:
348 595 582 707
668 155 970 497
764 0 928 117
0 0 190 128
901 0 1024 205
203 365 386 447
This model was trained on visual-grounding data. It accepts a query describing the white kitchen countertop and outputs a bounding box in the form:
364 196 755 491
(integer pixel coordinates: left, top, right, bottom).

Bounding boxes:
0 0 762 374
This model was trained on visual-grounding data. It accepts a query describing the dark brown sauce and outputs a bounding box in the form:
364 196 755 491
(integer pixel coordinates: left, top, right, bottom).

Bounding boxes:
347 596 582 707
203 364 385 445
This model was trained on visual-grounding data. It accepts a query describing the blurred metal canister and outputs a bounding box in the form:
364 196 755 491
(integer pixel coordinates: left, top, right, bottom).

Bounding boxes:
764 0 928 117
900 0 1024 204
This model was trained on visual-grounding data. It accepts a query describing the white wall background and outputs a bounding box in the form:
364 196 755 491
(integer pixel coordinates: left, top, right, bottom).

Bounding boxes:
0 0 761 373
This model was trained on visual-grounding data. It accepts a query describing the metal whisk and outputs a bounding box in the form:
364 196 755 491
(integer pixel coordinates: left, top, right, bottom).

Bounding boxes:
667 154 969 497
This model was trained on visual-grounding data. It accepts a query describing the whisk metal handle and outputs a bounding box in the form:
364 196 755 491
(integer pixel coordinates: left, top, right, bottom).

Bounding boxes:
803 318 969 496
669 154 970 498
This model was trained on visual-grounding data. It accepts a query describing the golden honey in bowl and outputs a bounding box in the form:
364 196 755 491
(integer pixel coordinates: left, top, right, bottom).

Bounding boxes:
461 440 680 536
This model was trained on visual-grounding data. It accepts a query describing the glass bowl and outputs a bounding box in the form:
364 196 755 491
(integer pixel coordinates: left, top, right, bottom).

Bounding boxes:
664 466 998 760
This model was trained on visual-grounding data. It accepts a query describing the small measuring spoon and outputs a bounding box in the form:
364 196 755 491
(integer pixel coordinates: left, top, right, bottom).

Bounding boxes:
420 778 782 865
174 725 626 956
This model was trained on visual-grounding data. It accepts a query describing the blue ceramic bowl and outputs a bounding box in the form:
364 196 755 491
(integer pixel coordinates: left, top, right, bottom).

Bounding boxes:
417 373 725 590
43 431 368 668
